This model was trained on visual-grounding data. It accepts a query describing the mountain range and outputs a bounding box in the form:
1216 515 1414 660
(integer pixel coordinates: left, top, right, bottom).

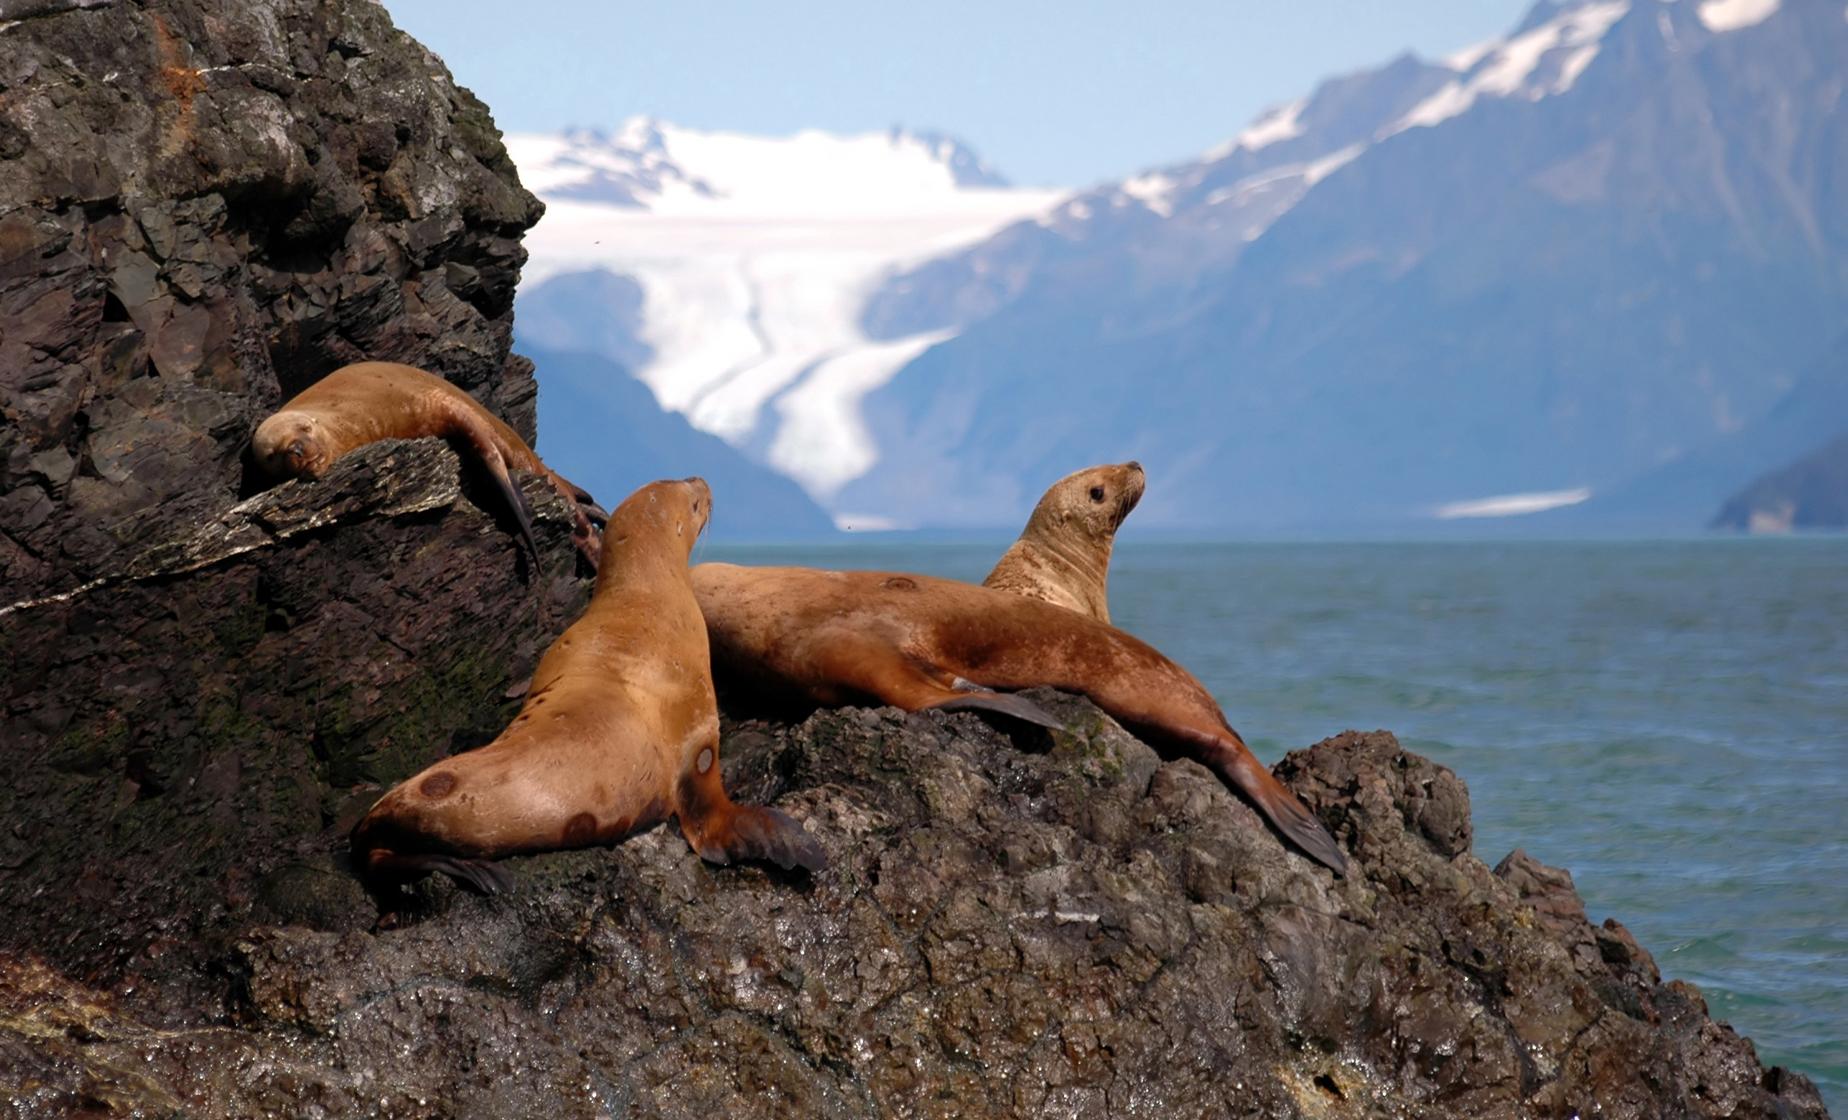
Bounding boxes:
511 0 1847 533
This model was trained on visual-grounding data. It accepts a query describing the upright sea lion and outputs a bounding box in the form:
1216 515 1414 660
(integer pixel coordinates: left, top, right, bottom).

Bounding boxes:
692 564 1347 875
350 479 826 894
984 461 1145 623
251 361 604 571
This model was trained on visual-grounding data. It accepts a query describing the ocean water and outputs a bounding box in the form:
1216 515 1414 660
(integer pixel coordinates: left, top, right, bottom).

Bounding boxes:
706 537 1848 1106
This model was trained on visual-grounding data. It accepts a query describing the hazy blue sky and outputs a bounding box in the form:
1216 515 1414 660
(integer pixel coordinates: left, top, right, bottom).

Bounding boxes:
382 1 1533 187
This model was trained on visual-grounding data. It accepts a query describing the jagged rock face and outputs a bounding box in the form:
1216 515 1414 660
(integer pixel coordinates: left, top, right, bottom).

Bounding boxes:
0 683 1826 1118
0 0 543 600
0 440 590 1010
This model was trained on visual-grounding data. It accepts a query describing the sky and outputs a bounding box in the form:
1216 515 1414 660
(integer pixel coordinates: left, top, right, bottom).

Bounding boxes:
381 0 1533 187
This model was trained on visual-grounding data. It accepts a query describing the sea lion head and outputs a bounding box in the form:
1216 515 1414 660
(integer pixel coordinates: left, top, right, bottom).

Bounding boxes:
251 410 333 479
1030 461 1146 541
619 476 712 545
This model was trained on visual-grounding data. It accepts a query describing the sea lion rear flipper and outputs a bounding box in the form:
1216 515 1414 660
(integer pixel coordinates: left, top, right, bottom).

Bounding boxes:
926 690 1066 730
556 474 608 524
1174 727 1349 876
483 455 543 572
696 805 829 873
445 403 545 573
542 470 605 572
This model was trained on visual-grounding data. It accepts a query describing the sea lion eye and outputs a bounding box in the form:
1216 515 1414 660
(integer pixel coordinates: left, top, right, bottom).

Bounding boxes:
1089 486 1105 503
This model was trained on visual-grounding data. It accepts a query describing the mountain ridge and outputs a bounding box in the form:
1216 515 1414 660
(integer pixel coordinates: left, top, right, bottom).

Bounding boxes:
509 0 1845 531
841 0 1848 529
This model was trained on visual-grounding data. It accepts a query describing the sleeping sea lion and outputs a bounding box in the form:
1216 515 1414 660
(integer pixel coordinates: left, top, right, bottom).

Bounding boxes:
251 361 604 571
984 461 1145 622
350 479 826 895
692 563 1347 875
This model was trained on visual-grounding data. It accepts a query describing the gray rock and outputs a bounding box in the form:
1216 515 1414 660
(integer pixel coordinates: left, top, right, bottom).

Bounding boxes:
0 613 1827 1116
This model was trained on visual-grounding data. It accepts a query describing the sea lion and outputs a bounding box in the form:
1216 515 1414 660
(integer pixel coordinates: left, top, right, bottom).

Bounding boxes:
350 479 826 894
692 564 1347 875
984 461 1145 623
252 361 604 571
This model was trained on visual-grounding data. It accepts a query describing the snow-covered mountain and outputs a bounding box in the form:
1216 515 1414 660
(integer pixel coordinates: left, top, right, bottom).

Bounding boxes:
839 0 1848 528
863 0 1642 346
513 118 1009 208
506 121 1062 520
513 0 1846 532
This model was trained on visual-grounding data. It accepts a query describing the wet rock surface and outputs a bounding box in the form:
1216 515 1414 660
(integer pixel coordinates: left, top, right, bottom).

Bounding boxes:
0 565 1830 1117
0 0 542 601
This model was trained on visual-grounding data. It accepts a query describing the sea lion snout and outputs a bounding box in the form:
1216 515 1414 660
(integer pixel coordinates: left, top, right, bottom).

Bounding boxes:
682 476 713 534
1116 462 1146 523
250 412 329 479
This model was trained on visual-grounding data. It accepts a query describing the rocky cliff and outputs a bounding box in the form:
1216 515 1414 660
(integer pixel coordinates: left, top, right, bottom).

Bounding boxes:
0 0 542 601
0 2 1829 1117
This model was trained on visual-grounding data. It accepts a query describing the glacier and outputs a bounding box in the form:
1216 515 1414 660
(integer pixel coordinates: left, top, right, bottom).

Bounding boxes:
506 122 1063 511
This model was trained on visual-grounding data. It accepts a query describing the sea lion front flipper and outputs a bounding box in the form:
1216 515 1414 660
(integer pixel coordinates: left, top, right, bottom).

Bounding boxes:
925 690 1066 731
697 805 830 873
364 848 516 895
808 634 1065 731
673 733 828 874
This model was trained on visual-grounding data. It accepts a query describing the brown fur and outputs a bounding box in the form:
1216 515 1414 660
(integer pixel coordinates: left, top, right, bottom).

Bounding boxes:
350 480 825 894
984 462 1145 623
252 361 603 570
693 563 1346 875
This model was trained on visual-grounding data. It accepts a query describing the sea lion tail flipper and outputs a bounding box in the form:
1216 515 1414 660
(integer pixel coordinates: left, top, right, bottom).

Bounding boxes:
697 805 829 873
926 690 1066 731
362 848 516 895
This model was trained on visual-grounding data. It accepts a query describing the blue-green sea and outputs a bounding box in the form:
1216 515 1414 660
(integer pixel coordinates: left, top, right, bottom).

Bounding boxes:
708 537 1848 1107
